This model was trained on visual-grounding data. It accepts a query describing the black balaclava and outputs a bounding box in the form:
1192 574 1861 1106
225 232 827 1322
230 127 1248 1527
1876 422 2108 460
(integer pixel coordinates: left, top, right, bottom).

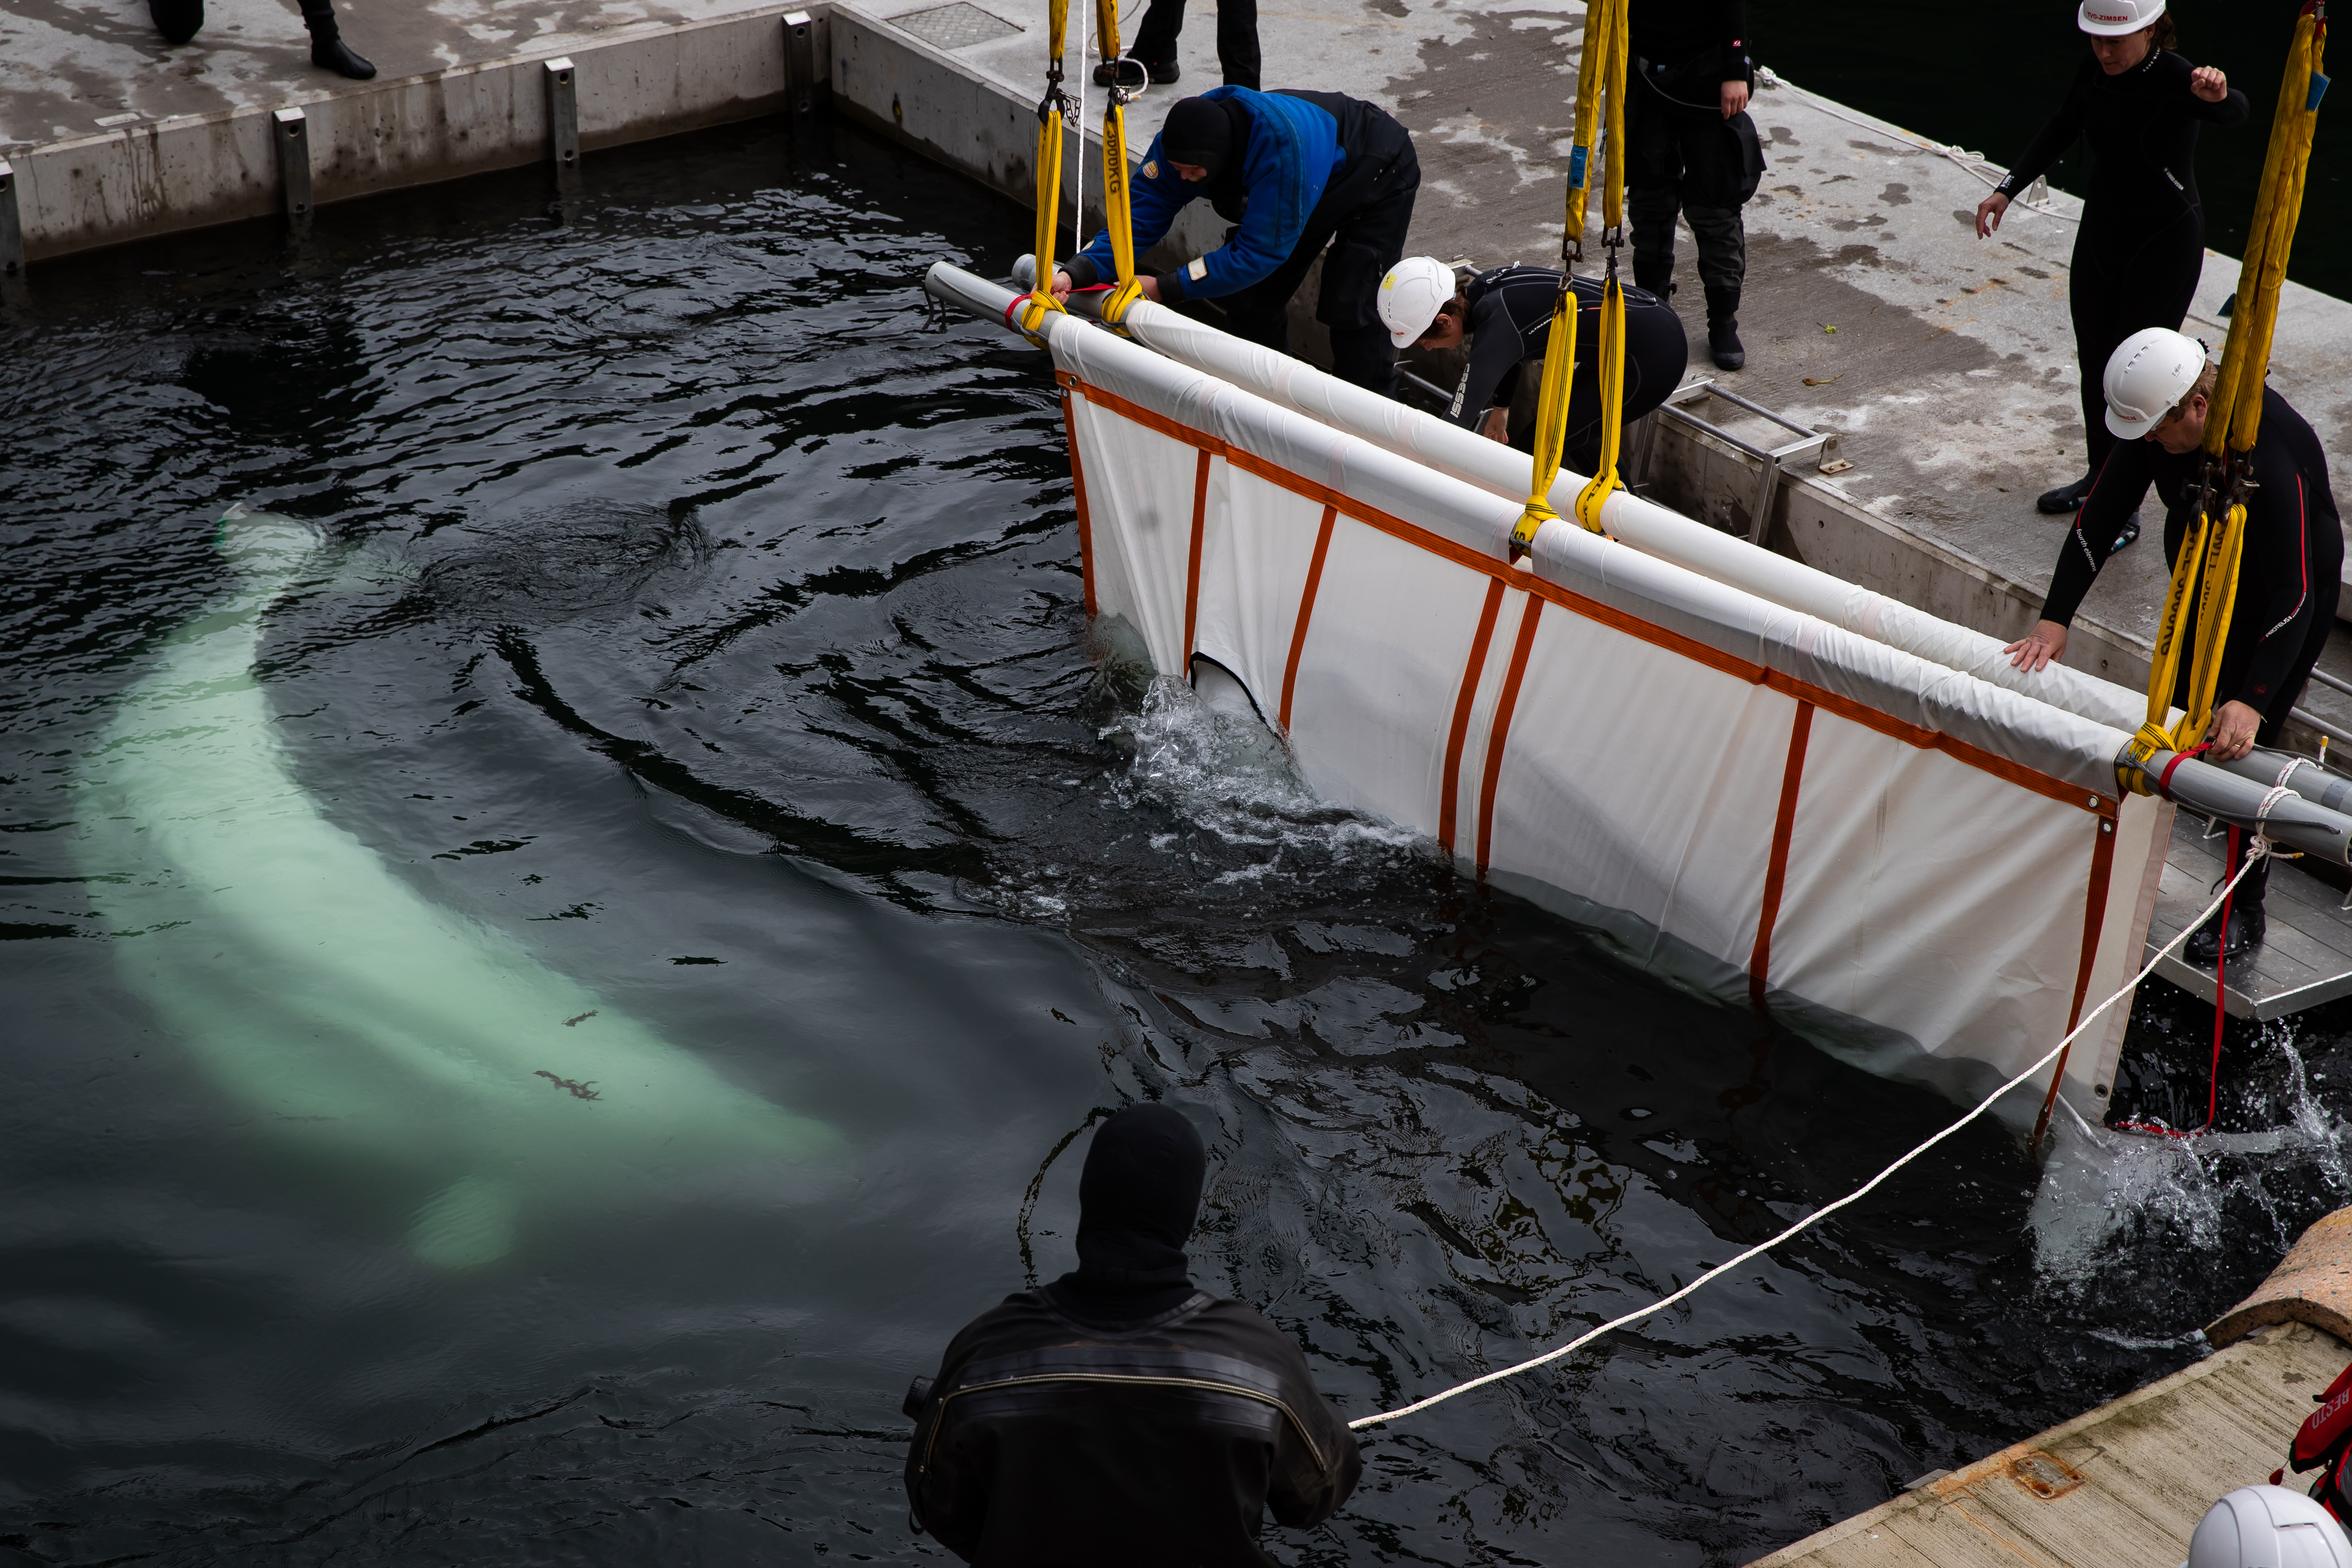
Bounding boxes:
1042 1104 1208 1327
1159 95 1245 181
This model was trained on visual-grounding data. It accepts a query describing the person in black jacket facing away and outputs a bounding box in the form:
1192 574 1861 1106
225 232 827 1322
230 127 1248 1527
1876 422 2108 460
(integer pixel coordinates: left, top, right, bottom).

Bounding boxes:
2006 329 2341 965
903 1104 1361 1567
1975 0 2244 521
1627 0 1760 370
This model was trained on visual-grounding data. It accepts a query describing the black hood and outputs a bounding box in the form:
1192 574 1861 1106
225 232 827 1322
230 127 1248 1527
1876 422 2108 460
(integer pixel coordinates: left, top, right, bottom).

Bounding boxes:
1043 1104 1207 1325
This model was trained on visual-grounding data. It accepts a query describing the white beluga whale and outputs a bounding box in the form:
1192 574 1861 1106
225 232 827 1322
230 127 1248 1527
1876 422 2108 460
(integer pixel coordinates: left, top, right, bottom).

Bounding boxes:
73 512 833 1267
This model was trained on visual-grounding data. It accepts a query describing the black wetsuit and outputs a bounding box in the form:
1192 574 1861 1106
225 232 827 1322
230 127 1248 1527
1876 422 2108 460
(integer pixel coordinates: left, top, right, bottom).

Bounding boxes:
905 1288 1360 1567
1995 49 2247 477
903 1104 1360 1568
1443 267 1689 472
1626 0 1758 318
2039 386 2341 909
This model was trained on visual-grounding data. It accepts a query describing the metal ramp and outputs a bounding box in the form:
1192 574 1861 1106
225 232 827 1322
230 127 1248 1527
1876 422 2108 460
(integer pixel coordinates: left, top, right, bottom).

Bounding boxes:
2147 807 2352 1019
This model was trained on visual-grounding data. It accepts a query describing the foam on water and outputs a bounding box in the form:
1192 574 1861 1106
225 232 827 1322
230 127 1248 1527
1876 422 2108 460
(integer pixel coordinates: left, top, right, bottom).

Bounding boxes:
2032 1032 2352 1320
1106 675 1427 875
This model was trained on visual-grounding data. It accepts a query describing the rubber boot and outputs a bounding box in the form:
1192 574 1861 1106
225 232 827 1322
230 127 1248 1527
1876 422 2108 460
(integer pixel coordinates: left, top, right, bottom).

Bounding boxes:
1704 286 1744 371
2036 474 2094 515
2184 902 2266 966
302 2 377 79
149 0 205 45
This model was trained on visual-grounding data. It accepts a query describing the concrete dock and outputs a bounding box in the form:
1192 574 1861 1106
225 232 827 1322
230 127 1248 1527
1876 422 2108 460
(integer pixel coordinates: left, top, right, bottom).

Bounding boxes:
1754 1207 2352 1568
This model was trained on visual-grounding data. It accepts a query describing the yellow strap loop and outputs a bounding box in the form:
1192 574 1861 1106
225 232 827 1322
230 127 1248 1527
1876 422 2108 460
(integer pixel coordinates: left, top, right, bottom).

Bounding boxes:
2122 8 2323 793
1515 0 1627 556
1014 0 1076 340
1090 0 1146 327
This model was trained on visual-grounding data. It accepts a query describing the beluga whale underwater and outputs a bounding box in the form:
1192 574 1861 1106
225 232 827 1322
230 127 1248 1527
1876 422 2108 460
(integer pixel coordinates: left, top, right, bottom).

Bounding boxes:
72 511 834 1268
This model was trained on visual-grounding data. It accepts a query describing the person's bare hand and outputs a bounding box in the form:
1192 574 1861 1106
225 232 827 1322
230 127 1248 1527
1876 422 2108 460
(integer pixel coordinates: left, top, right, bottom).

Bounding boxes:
2207 699 2262 761
1479 408 1510 445
2004 619 2068 671
2190 65 2229 102
1720 78 1750 119
1975 192 2010 239
1137 275 1162 302
1050 269 1074 300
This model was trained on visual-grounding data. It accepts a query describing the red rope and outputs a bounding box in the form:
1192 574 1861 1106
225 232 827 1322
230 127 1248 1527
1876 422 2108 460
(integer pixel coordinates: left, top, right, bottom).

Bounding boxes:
2115 821 2238 1140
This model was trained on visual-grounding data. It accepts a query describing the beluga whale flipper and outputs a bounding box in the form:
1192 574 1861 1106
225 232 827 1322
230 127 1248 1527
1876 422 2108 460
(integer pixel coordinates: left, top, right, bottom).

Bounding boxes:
74 512 833 1267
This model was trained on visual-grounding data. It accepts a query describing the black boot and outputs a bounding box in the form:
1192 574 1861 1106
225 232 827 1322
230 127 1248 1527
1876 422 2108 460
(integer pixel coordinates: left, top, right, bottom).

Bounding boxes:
2036 474 2094 515
149 0 204 45
1704 288 1745 371
2184 902 2266 966
302 3 376 78
1093 56 1178 85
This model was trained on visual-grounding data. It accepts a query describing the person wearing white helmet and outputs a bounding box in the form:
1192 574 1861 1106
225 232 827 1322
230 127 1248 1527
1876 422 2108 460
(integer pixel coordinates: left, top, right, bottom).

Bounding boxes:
2006 327 2342 964
2185 1485 2352 1568
1379 258 1687 473
1974 0 2245 519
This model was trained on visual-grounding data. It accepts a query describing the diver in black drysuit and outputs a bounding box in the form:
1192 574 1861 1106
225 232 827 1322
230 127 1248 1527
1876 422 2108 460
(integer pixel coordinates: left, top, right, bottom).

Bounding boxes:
1988 44 2245 511
148 0 374 77
903 1104 1361 1567
1435 266 1689 474
2028 384 2341 960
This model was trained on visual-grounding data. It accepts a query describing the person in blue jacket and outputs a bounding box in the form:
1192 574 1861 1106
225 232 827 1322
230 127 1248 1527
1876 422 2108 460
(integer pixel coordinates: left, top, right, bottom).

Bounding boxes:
1052 88 1421 394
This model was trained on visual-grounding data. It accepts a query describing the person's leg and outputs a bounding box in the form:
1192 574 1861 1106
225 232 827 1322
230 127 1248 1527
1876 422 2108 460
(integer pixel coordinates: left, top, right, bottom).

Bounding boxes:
1315 150 1418 394
1125 0 1187 77
1677 101 1747 369
1213 0 1260 89
149 0 204 46
1625 88 1682 299
2064 228 2125 495
299 0 376 79
1221 208 1342 354
1683 201 1747 369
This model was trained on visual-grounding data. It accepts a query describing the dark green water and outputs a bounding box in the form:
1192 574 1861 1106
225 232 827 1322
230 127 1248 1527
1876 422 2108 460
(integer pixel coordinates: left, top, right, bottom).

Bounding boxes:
1781 0 2347 297
6 113 2352 1568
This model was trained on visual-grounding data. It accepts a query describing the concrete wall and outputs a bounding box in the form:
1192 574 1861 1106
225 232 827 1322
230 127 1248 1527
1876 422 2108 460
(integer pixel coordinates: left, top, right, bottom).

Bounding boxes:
16 6 811 260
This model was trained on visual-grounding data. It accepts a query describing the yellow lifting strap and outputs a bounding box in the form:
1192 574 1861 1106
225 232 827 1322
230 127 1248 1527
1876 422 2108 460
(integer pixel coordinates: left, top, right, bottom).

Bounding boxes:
1511 0 1629 554
1013 0 1077 340
2120 4 2327 793
1092 0 1147 324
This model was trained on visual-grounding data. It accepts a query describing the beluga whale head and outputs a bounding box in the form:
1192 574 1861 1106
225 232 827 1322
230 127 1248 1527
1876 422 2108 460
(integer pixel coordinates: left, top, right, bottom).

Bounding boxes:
73 510 835 1268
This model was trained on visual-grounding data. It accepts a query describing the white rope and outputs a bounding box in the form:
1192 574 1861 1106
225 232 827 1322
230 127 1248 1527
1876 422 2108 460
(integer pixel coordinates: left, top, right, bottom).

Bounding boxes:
1348 835 2268 1430
1763 73 2081 225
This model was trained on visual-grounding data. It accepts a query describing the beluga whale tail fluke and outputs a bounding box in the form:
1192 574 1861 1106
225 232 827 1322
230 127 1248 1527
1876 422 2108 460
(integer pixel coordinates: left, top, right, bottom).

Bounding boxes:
75 510 835 1268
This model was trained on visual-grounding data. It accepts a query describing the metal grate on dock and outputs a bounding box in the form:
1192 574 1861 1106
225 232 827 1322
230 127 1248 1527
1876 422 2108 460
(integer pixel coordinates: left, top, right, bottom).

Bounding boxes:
885 3 1023 49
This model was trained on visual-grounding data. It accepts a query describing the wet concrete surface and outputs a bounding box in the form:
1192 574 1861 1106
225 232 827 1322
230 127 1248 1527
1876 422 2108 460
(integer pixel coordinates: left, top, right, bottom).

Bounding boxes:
8 0 2351 728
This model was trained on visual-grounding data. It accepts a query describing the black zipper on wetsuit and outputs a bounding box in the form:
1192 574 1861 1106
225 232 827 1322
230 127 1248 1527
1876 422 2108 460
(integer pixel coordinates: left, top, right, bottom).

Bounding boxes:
916 1370 1330 1476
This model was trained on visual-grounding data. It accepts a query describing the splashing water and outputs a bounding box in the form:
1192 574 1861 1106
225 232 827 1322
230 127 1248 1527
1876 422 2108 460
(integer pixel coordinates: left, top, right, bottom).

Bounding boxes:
2033 1030 2352 1331
1105 675 1428 884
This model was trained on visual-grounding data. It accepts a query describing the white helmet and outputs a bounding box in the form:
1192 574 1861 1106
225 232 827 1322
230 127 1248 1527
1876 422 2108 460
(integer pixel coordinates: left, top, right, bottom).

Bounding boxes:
2079 0 2164 35
1379 256 1457 348
2104 326 2208 439
2185 1487 2352 1568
